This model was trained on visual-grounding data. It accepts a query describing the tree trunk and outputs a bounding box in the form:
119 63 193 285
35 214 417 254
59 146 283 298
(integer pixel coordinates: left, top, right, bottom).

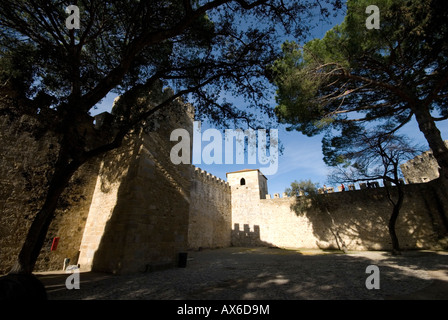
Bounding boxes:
388 205 401 255
412 104 448 229
7 103 126 274
412 105 448 180
388 185 404 255
9 155 80 274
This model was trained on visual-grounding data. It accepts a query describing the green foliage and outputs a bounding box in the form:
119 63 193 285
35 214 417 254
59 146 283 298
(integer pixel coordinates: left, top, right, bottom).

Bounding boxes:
285 179 319 197
285 179 328 215
285 179 315 214
271 0 448 167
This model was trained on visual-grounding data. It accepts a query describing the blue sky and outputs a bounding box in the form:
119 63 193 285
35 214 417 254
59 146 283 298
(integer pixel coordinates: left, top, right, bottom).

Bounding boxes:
91 7 448 195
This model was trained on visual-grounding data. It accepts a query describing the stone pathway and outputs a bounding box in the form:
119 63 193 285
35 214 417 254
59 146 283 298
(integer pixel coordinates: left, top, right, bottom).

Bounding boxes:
36 247 448 300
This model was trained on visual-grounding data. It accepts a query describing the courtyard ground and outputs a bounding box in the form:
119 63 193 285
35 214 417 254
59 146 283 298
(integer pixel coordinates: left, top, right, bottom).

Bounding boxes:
36 247 448 300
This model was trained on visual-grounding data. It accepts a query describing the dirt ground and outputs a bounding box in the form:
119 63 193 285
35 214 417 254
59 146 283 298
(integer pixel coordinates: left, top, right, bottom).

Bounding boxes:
36 247 448 300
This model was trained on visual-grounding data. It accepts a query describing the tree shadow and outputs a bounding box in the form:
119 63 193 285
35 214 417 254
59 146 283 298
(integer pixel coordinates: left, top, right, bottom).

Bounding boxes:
79 106 192 274
185 249 448 300
38 248 448 300
289 185 448 253
231 224 276 247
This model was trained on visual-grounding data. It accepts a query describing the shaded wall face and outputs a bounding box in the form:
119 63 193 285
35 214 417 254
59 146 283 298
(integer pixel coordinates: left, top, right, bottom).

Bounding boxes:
37 161 100 271
84 143 190 274
78 105 194 274
0 115 99 274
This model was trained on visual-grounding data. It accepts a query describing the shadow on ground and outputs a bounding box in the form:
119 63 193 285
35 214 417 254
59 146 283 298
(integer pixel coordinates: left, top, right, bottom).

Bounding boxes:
36 247 448 300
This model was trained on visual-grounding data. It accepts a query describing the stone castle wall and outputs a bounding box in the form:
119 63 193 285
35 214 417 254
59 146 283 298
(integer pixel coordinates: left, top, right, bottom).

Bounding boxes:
0 96 235 274
0 114 100 274
231 181 448 251
400 141 448 184
2 108 448 275
77 131 192 274
0 96 198 274
188 167 231 250
76 98 195 274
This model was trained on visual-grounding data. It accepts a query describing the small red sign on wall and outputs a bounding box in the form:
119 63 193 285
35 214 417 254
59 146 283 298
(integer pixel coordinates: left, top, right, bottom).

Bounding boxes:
50 237 60 251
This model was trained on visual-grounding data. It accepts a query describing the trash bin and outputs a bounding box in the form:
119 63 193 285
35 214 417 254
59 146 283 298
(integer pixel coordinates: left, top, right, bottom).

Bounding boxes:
178 252 188 268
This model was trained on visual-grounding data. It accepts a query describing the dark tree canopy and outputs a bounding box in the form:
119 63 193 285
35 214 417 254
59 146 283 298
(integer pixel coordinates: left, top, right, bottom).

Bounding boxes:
0 0 342 131
271 0 448 178
0 0 343 274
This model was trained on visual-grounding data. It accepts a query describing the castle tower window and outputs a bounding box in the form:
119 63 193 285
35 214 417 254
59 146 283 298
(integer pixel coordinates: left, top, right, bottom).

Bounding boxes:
240 178 246 186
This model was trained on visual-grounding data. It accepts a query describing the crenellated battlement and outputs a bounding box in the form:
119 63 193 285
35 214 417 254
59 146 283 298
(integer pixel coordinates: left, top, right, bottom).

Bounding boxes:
192 165 230 189
264 192 289 199
262 181 406 200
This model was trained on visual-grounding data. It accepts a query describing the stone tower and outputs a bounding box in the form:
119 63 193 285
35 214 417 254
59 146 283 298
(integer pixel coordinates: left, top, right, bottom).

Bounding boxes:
226 169 268 201
226 169 268 246
400 140 448 184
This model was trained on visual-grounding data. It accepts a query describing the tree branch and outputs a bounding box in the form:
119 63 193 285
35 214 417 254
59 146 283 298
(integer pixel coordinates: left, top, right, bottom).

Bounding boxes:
340 72 413 103
82 71 228 162
423 68 448 108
